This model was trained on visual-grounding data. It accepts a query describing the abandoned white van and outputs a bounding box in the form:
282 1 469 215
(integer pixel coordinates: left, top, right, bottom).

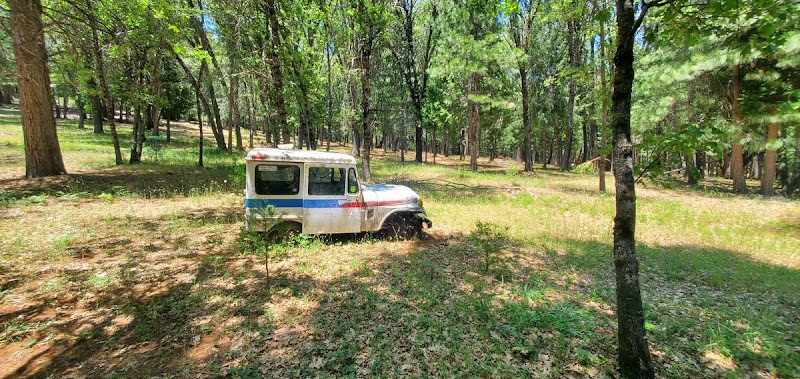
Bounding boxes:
244 148 432 238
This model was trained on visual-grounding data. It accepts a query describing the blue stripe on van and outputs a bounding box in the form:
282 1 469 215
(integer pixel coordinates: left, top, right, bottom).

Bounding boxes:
246 199 304 208
245 199 348 209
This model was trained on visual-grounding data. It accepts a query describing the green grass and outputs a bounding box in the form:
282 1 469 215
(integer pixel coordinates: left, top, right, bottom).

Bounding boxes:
0 108 798 378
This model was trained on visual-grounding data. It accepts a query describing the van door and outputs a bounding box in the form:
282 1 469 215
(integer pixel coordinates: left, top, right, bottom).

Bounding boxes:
303 165 361 234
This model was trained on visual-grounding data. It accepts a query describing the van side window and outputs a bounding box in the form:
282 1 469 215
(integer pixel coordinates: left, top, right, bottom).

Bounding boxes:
255 165 300 195
347 168 359 194
308 167 345 195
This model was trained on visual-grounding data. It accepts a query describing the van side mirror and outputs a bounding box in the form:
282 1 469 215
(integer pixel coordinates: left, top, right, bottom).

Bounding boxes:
347 168 359 194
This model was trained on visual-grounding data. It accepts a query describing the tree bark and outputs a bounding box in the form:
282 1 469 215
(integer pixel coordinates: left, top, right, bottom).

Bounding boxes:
598 8 608 192
520 66 533 171
761 108 778 196
359 0 375 181
197 93 204 167
201 60 227 150
563 14 580 172
686 84 698 185
174 54 226 149
265 0 290 144
326 26 333 151
361 50 372 181
467 73 480 172
393 0 436 164
731 65 747 194
611 0 655 377
129 106 144 164
90 92 103 133
52 95 60 119
9 0 67 177
228 61 242 151
86 0 122 165
76 96 85 129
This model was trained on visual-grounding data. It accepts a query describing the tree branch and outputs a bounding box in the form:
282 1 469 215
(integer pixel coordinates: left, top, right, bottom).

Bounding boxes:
634 0 677 32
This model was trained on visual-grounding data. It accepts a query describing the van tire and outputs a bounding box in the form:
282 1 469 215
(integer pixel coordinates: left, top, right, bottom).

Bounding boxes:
381 214 418 240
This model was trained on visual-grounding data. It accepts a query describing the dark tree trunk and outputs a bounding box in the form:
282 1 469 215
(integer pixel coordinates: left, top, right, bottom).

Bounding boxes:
91 93 104 133
77 96 85 129
228 66 242 151
685 153 698 185
129 106 144 164
62 96 68 119
9 0 67 177
520 65 533 171
150 42 163 137
563 15 580 172
360 25 374 181
201 60 227 150
686 84 698 185
245 79 255 149
174 54 226 149
393 0 435 164
289 56 313 150
598 6 608 192
265 0 290 144
326 28 333 152
731 65 747 194
761 108 778 196
467 73 480 172
611 0 655 377
53 95 60 119
197 93 204 167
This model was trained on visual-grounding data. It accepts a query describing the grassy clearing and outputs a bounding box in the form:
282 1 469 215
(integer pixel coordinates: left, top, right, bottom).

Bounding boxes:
0 107 798 378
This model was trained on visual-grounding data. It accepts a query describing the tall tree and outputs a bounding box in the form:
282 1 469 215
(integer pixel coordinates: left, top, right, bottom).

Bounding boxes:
507 0 537 172
357 0 388 181
86 0 123 165
9 0 66 177
610 0 671 376
730 65 747 193
560 0 587 171
265 0 291 144
761 109 778 196
390 0 438 163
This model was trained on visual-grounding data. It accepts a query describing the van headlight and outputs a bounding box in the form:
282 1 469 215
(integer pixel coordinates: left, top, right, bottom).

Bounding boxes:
417 198 423 207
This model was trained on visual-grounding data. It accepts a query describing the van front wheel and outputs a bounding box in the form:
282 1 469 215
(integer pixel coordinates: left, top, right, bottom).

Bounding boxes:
381 214 419 240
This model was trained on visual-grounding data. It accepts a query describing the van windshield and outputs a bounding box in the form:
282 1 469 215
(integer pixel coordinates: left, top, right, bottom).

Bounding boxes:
255 165 300 195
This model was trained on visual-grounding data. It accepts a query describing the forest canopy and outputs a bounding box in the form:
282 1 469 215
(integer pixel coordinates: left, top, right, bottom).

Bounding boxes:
0 0 798 194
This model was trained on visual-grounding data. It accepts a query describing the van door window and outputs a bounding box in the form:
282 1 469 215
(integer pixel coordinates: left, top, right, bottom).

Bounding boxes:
347 168 359 194
308 167 346 195
255 165 300 195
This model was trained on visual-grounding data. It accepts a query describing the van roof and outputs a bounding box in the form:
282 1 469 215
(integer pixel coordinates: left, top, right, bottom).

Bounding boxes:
245 148 357 165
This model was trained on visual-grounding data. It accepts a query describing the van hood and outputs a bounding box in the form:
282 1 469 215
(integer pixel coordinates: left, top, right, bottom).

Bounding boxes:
362 184 420 206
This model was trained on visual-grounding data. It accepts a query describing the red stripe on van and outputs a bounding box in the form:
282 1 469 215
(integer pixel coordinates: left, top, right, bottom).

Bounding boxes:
338 200 406 208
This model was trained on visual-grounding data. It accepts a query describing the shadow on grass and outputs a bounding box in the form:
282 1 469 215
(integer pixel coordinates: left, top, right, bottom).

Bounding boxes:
0 163 240 198
537 237 799 377
5 227 798 378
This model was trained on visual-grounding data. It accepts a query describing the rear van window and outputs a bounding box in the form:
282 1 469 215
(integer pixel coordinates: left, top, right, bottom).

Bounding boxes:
255 165 300 195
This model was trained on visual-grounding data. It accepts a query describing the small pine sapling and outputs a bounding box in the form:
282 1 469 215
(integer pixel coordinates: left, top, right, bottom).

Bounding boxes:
470 221 510 273
242 204 285 296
